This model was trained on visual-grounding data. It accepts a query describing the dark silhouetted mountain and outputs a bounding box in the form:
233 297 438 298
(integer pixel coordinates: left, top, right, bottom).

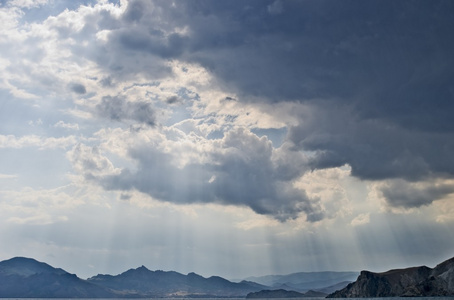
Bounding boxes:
88 265 268 297
245 271 359 292
246 289 305 298
0 257 116 298
327 256 454 297
246 288 327 298
304 289 328 297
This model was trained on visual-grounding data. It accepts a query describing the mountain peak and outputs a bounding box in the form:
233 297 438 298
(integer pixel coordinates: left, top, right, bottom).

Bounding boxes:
137 265 149 271
0 256 67 277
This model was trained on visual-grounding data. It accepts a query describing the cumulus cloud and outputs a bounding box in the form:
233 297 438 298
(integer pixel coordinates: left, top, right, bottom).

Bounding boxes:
8 0 49 9
85 127 320 221
3 0 454 220
50 0 452 215
54 121 79 130
68 0 454 187
287 104 454 181
351 213 370 227
96 96 156 126
68 143 120 179
380 179 454 209
0 134 77 149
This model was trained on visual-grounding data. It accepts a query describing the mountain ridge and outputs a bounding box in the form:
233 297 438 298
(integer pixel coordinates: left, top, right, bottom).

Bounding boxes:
87 265 267 297
0 257 272 298
245 271 359 292
327 256 454 297
7 256 451 298
246 288 327 298
0 257 117 298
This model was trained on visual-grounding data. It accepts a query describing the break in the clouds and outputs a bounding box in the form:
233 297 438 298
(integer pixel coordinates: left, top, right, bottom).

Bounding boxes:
1 0 454 280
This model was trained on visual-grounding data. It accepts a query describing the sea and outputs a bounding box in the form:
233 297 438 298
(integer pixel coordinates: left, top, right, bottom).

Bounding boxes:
2 298 454 300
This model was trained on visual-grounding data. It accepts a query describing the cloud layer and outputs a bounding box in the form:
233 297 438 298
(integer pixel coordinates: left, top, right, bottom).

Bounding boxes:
2 0 454 219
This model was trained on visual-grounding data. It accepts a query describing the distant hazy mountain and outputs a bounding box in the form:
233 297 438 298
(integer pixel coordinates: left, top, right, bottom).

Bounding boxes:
246 288 327 298
328 256 454 297
245 271 359 292
315 280 354 294
0 257 116 298
88 265 268 297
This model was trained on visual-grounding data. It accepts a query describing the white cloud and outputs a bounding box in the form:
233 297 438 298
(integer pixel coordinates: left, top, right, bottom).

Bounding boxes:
351 213 370 226
0 134 77 149
0 173 18 179
67 143 121 178
54 120 80 130
8 0 49 9
295 166 353 220
0 185 82 226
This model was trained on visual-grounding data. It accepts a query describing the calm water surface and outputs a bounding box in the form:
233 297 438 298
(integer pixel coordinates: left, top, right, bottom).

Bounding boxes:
3 298 454 300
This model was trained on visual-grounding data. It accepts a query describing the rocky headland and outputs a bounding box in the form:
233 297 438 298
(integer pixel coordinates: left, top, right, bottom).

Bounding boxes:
328 256 454 297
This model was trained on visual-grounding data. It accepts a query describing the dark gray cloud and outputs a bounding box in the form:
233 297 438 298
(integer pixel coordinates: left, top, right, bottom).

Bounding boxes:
61 0 454 212
70 83 86 94
288 104 454 181
96 96 156 126
181 0 454 183
166 96 181 105
95 129 320 221
90 0 454 184
380 180 454 209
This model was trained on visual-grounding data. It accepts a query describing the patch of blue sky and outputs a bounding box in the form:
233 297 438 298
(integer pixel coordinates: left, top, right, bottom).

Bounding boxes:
158 88 200 127
10 0 98 24
251 127 287 148
206 130 224 140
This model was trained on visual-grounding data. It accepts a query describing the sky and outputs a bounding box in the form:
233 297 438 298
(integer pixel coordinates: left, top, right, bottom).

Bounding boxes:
1 0 454 280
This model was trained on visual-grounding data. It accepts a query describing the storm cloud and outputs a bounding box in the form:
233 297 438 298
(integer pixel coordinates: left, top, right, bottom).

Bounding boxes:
380 179 454 209
85 0 454 184
90 128 321 221
66 0 454 212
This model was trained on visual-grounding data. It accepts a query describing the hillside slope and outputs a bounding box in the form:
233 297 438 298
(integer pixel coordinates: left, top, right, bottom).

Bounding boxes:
328 257 454 297
0 257 116 298
88 266 267 297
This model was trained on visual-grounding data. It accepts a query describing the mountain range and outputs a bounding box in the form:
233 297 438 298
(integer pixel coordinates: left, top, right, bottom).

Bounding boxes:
244 271 358 292
6 256 452 298
0 257 115 298
87 266 267 297
0 257 347 298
